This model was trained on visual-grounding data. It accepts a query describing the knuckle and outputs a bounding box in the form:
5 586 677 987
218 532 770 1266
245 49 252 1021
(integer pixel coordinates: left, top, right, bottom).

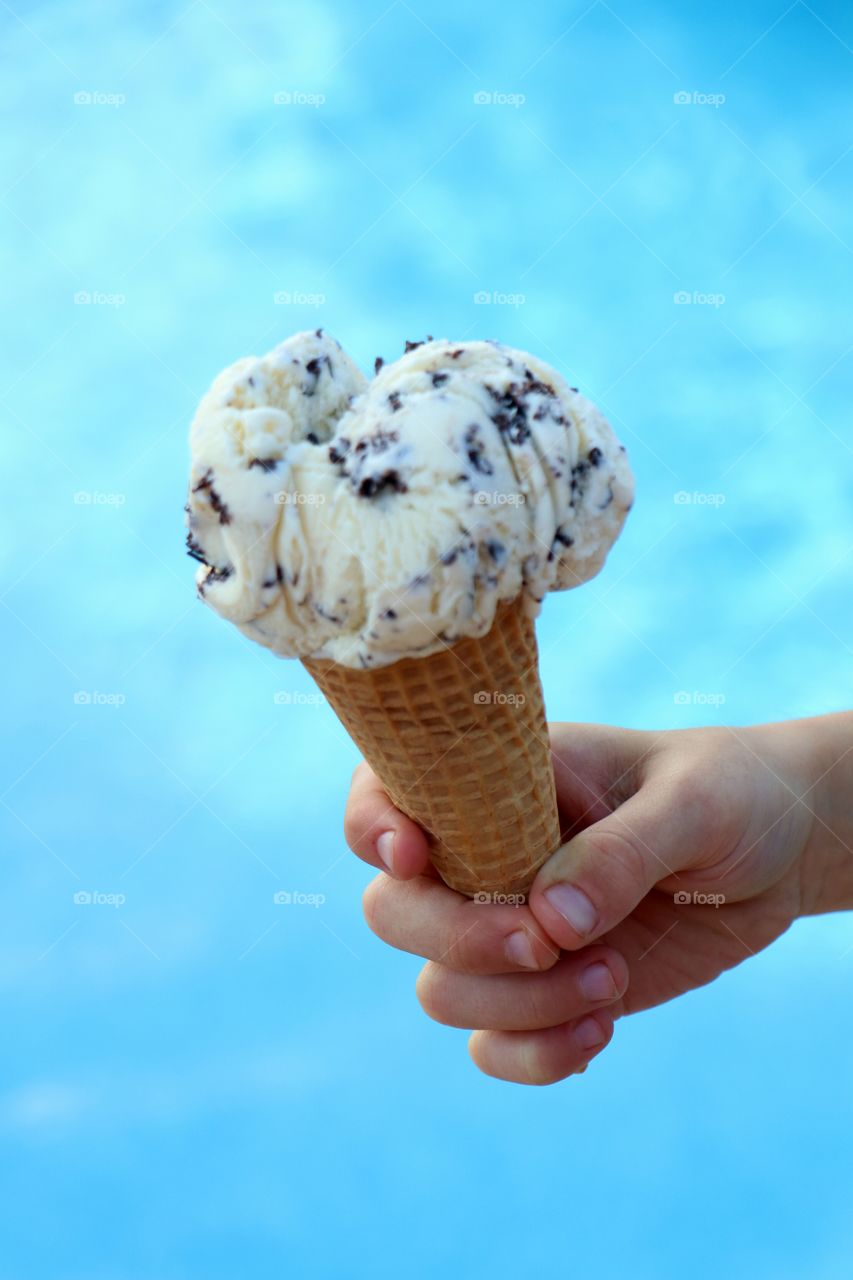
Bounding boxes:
361 875 392 938
415 962 453 1024
350 760 372 790
582 825 650 898
343 798 368 851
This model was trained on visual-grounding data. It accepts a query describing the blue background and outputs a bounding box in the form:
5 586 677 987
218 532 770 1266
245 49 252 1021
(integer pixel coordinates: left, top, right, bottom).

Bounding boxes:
2 1 852 1275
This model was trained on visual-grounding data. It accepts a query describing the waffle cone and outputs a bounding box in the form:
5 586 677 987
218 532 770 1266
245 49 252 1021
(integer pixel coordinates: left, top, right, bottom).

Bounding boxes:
303 598 560 897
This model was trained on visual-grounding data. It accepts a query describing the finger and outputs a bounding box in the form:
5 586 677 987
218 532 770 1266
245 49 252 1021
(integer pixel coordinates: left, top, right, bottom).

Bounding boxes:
529 776 694 950
344 761 431 878
362 874 560 974
415 946 628 1029
469 1011 614 1086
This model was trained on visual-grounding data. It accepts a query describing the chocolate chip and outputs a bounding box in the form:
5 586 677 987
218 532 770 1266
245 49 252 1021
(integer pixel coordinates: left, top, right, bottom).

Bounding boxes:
329 439 351 466
431 371 449 387
306 432 320 445
450 349 464 359
186 531 208 564
381 608 397 620
588 446 603 467
357 470 408 498
404 336 433 353
374 356 385 375
249 457 278 472
485 539 506 561
315 602 342 624
464 423 494 475
388 391 402 412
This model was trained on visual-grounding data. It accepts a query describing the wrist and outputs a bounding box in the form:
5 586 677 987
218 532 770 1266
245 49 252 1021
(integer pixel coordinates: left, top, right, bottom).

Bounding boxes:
771 714 853 916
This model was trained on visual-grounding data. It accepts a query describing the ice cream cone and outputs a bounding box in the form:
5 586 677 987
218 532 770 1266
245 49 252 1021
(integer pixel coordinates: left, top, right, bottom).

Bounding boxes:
304 597 561 897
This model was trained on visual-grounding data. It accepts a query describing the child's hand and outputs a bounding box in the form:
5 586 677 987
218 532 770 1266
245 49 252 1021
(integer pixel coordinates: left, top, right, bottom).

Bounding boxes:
345 717 849 1084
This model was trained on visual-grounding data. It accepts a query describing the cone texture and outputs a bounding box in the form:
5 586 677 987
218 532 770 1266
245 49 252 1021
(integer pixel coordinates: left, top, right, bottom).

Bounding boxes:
304 599 560 897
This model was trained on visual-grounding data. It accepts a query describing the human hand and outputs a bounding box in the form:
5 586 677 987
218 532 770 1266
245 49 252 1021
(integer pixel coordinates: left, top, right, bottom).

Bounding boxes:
345 717 847 1084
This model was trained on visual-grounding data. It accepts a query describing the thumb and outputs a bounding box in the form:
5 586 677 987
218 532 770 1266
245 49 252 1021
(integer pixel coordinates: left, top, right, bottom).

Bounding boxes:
529 781 689 949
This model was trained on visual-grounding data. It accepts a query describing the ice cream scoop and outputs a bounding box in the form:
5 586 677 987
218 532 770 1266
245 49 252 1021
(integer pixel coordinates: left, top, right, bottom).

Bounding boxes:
187 331 633 668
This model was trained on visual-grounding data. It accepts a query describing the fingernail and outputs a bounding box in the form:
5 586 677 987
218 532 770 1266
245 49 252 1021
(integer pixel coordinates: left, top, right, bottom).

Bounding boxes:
505 929 539 970
579 961 617 1003
376 831 395 874
543 884 598 937
574 1015 607 1053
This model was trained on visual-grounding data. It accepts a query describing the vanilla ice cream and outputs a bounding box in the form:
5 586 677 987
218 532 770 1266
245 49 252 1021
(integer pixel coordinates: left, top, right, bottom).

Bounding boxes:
186 331 634 667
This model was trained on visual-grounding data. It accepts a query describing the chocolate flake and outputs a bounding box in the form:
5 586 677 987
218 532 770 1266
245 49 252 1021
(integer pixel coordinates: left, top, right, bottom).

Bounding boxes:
357 470 408 499
431 371 449 387
329 439 351 466
186 531 207 564
374 356 385 375
208 486 231 525
249 457 279 472
464 424 494 476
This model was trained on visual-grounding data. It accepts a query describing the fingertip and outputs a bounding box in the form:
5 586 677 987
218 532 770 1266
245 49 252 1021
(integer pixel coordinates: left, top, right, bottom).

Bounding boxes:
528 878 600 950
376 815 431 879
